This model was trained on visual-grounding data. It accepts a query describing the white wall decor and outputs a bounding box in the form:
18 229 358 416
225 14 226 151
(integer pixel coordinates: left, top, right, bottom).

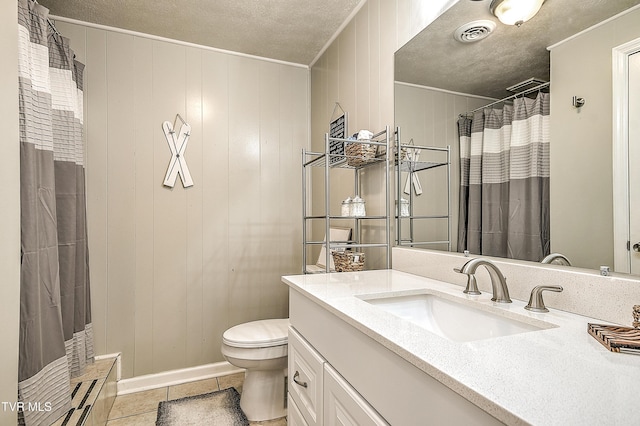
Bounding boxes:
162 116 194 188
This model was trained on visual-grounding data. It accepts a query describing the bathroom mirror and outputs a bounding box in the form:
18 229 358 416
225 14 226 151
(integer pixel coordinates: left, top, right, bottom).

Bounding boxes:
394 0 640 274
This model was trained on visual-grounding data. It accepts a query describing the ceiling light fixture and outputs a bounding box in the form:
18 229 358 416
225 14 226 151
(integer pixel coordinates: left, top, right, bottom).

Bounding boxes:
490 0 545 27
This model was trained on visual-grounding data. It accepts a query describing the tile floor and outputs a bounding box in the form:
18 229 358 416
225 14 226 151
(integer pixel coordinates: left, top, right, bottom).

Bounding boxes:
106 372 287 425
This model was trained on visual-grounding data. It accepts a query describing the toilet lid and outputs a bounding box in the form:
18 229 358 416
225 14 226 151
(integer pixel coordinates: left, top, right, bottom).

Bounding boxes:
222 318 289 349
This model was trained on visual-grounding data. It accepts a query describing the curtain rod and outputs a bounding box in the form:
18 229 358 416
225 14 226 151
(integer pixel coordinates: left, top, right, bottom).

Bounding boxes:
459 82 550 118
47 18 61 36
32 0 61 36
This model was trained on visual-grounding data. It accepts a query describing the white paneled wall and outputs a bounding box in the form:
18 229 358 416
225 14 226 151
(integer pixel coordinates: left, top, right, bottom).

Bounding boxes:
311 0 459 145
58 21 309 379
309 0 460 267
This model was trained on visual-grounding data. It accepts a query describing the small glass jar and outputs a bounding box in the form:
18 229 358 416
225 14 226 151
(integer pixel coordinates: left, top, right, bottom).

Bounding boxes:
352 196 366 217
397 198 409 217
341 197 353 217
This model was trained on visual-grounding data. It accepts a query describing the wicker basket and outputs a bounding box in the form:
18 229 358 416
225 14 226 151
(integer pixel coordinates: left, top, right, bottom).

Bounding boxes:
398 148 407 161
345 141 377 167
332 251 365 272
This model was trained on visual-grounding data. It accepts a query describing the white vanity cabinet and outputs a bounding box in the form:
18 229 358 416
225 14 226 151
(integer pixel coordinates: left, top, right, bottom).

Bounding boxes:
284 268 640 425
323 364 388 426
287 288 503 426
288 393 310 426
289 327 325 425
288 327 388 426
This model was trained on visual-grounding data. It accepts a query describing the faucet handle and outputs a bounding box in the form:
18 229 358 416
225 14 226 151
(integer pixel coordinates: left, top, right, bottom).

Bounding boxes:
463 274 482 295
454 267 481 295
524 285 563 313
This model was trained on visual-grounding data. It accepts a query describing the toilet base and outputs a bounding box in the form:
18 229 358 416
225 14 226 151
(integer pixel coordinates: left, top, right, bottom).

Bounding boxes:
240 368 287 421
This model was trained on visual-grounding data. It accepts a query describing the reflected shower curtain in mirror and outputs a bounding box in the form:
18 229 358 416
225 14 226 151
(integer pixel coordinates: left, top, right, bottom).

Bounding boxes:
457 91 550 261
18 0 93 424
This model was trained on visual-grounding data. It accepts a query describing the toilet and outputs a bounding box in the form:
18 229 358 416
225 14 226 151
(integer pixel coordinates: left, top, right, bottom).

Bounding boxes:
221 318 289 421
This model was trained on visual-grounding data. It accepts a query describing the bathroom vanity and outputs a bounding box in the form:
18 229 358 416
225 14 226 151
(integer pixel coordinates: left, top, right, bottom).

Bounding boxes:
282 269 640 425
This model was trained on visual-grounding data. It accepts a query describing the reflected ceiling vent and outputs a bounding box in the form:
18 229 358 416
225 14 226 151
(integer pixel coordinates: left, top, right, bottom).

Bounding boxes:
453 20 496 43
506 77 548 92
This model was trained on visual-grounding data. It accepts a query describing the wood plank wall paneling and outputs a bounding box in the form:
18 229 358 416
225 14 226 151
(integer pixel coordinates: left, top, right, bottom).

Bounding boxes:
309 0 465 269
57 21 309 379
152 41 189 374
201 51 230 362
84 27 109 358
185 46 205 368
258 61 282 319
276 66 307 312
355 3 370 129
133 36 155 377
106 31 137 377
227 55 261 327
310 0 400 269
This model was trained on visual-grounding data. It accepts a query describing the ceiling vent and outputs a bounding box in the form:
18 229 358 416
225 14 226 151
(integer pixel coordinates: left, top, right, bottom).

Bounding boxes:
453 20 497 43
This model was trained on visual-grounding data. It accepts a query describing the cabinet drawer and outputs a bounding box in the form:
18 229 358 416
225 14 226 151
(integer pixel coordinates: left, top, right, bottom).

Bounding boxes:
324 364 389 426
289 327 325 426
288 394 309 426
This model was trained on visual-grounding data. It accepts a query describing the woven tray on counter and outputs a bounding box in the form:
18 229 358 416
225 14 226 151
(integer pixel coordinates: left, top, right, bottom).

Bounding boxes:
587 323 640 354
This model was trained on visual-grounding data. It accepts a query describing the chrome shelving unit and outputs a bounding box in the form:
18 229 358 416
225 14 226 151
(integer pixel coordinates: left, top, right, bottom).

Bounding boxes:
395 128 451 250
302 126 392 273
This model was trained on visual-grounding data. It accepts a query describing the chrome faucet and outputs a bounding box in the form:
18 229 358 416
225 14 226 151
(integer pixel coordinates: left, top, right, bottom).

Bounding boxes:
524 285 563 313
455 258 512 303
540 253 572 266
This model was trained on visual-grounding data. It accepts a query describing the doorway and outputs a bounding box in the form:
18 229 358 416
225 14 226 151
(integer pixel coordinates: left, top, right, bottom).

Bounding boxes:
630 51 640 275
613 39 640 274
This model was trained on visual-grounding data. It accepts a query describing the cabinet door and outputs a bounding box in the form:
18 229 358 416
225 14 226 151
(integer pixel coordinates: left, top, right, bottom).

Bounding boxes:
324 364 389 426
288 394 310 426
289 327 325 426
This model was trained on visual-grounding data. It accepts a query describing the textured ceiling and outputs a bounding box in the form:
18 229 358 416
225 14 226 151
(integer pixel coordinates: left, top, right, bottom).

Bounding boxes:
395 0 640 99
37 0 363 65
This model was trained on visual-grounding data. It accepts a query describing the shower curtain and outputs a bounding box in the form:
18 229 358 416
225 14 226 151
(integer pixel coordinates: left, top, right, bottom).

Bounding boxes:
457 91 550 261
17 1 93 425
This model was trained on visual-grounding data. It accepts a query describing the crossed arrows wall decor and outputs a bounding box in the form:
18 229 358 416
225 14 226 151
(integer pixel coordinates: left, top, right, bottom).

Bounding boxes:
162 114 193 188
403 145 423 196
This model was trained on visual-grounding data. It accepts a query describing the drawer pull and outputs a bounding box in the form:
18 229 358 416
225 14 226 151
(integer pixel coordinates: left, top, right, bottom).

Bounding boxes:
293 371 308 388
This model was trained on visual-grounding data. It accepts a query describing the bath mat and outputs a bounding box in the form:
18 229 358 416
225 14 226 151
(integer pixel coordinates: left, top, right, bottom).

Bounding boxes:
156 387 249 426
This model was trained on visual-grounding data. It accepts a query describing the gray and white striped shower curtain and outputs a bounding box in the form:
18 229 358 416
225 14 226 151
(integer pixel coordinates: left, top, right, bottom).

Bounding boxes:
17 0 93 424
457 91 550 261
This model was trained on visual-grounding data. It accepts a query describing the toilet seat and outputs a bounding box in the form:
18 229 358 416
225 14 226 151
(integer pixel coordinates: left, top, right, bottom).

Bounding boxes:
221 318 290 421
222 318 289 349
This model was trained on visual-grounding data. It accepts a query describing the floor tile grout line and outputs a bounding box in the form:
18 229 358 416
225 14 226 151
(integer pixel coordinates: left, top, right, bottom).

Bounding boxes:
106 409 158 423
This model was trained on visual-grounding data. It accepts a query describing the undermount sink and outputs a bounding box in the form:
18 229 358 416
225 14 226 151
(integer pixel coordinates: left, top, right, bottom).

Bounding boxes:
362 293 548 342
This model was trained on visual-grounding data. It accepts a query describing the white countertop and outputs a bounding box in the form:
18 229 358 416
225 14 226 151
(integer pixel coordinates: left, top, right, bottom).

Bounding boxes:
282 269 640 426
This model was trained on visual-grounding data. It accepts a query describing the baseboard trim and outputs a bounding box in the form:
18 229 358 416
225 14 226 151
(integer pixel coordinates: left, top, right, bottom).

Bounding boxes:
116 362 244 395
